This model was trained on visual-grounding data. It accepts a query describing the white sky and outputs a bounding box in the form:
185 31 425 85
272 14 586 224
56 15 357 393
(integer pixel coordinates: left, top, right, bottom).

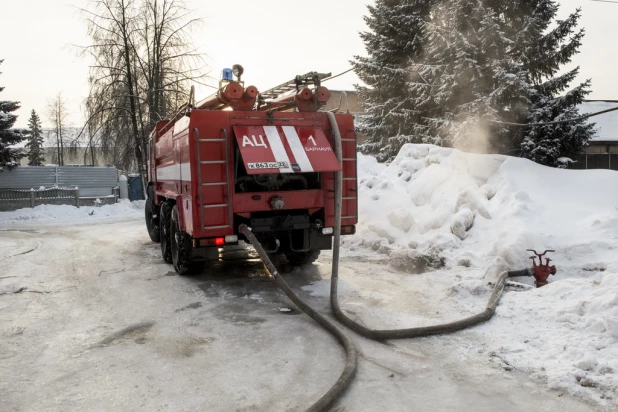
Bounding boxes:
1 0 617 128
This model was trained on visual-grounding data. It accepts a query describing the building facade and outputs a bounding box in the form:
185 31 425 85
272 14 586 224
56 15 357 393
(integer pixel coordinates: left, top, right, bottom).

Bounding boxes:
569 100 618 170
322 90 367 143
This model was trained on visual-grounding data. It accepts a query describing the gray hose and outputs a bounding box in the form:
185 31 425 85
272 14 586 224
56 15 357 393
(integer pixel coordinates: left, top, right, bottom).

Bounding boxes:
234 114 511 410
507 269 530 278
239 224 357 412
326 111 508 340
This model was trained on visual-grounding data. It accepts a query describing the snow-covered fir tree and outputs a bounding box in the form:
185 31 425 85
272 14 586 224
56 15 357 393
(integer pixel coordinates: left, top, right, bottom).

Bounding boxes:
352 0 437 161
26 109 45 166
412 0 533 154
0 60 25 170
515 6 595 166
355 0 595 166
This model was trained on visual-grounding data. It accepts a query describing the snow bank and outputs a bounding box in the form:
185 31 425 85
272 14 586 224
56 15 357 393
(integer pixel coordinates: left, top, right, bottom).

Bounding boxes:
478 271 618 404
0 200 144 226
348 146 506 270
349 144 618 275
350 144 618 404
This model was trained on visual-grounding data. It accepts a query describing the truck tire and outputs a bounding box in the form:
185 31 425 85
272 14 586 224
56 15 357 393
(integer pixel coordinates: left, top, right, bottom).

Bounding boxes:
159 202 173 264
284 249 321 266
170 205 204 275
145 198 160 242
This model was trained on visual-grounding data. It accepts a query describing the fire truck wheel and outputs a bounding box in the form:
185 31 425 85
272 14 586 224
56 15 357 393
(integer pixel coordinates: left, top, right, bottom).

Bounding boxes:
159 202 173 264
145 198 161 242
170 205 205 276
284 249 321 266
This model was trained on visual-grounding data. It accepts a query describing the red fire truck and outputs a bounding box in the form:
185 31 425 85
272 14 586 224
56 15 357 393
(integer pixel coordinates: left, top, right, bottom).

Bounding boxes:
144 67 358 274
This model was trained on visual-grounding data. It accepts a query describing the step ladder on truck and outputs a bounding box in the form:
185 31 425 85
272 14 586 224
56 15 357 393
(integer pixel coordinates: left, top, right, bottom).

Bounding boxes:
144 65 358 274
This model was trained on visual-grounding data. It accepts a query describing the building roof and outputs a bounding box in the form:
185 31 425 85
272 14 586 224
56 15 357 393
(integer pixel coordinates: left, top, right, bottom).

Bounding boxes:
579 100 618 142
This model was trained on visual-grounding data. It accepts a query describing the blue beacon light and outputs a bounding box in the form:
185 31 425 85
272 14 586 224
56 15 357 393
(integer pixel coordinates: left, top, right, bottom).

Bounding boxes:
221 68 233 81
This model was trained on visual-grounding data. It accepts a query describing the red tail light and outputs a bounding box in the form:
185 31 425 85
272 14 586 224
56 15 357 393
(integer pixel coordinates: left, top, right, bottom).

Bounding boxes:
196 237 228 247
341 226 356 235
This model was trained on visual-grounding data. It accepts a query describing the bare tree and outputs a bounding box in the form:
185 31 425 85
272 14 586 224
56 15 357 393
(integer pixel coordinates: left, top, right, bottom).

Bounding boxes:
83 98 101 166
47 93 70 166
78 0 144 176
136 0 208 131
76 0 209 179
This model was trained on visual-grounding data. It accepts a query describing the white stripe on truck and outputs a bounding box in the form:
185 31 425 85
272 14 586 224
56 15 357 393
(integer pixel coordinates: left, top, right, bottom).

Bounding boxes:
281 126 313 172
156 163 192 181
263 126 294 173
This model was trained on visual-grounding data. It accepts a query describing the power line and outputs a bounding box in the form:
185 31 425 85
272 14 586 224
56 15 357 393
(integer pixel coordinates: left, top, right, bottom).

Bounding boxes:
590 0 618 4
491 106 618 127
319 67 618 128
321 68 355 83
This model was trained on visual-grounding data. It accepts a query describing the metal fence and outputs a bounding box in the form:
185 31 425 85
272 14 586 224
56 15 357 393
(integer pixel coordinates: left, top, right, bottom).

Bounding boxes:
0 166 118 197
0 166 118 211
0 187 80 207
568 153 618 171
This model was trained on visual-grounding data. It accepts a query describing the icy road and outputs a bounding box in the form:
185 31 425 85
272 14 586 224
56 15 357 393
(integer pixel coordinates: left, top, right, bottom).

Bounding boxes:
0 218 601 411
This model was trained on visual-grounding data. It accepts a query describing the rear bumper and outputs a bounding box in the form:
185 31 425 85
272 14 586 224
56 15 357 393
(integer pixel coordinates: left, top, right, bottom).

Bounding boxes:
233 190 323 213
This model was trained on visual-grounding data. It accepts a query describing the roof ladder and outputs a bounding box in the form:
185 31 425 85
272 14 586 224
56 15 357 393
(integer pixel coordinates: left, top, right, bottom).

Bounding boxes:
258 71 331 101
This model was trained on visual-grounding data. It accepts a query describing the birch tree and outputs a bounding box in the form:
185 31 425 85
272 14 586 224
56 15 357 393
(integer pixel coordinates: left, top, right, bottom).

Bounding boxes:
78 0 208 178
47 93 69 166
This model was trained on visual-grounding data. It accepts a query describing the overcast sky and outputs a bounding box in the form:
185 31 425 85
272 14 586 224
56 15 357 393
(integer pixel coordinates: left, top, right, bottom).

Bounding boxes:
1 0 616 128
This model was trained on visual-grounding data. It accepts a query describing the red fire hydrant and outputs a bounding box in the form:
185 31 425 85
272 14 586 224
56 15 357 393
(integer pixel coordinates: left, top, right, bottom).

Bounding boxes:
526 249 557 287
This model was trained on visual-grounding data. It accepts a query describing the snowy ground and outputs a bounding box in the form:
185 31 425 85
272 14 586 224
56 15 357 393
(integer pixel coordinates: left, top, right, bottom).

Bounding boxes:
0 217 596 411
346 144 618 407
0 199 144 226
1 145 617 410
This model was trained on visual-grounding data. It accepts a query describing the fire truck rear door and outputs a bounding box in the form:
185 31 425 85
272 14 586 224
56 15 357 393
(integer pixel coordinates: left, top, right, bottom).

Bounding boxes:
233 125 341 175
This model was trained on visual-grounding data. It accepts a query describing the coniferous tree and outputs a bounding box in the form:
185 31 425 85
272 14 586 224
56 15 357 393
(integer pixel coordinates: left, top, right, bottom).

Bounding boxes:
352 0 437 161
26 109 45 166
355 0 595 166
516 8 595 166
413 0 532 154
0 60 25 170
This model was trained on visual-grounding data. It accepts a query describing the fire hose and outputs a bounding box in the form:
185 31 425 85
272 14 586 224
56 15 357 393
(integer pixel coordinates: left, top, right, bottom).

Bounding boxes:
239 224 357 412
325 112 512 340
237 112 518 411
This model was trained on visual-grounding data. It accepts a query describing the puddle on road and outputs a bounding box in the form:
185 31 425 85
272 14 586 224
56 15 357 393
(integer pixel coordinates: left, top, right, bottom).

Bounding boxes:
198 283 221 298
211 303 267 325
0 229 47 234
170 246 334 323
175 302 203 312
91 321 156 348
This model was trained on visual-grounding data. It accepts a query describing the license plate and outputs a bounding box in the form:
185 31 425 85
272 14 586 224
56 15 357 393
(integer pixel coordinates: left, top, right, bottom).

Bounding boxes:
247 161 289 170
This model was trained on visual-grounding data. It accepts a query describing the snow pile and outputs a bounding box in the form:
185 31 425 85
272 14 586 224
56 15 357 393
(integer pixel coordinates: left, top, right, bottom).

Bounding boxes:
0 200 144 226
349 144 618 275
349 144 618 404
479 271 618 404
347 145 507 271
